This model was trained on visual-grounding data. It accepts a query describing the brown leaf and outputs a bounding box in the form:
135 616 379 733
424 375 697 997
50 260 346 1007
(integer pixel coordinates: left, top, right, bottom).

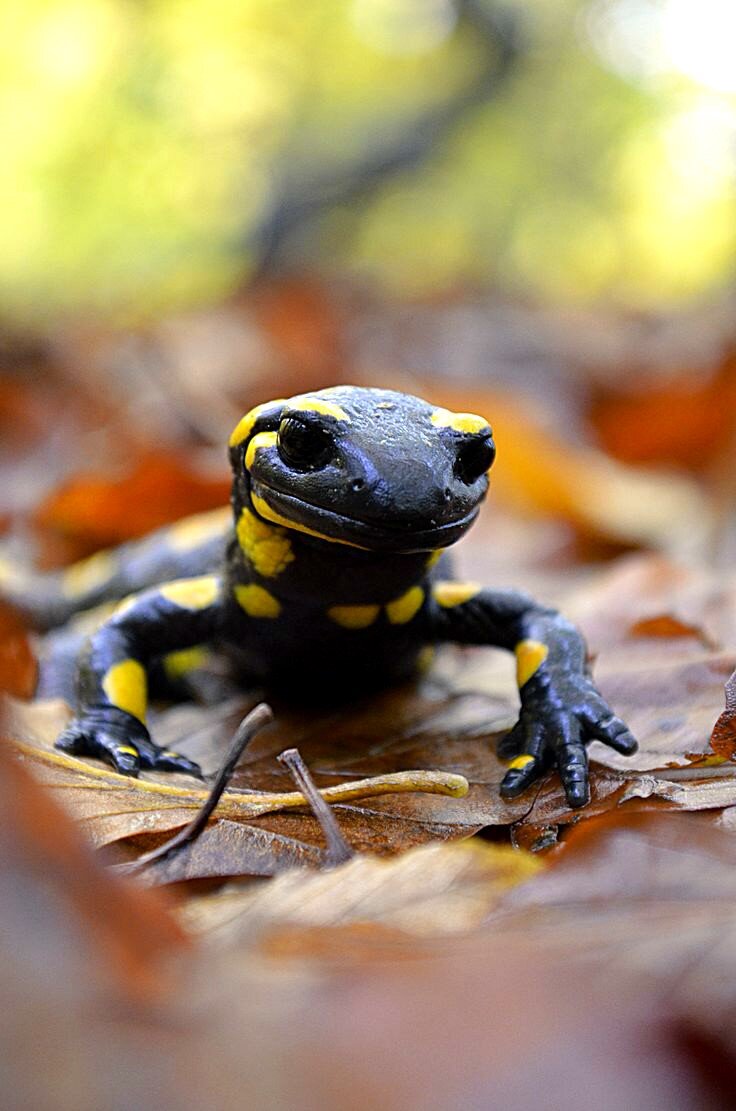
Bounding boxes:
0 738 186 999
34 450 229 558
711 665 736 760
121 818 323 884
5 700 472 881
0 601 36 699
183 839 541 943
629 613 715 647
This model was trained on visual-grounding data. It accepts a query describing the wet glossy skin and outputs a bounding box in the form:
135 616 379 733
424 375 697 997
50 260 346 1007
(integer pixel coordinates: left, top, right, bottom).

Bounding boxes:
8 386 637 808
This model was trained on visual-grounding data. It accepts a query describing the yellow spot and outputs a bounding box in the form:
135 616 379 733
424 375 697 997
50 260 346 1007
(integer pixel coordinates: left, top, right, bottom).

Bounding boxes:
433 581 481 607
102 659 147 723
245 430 278 472
289 396 350 422
234 583 281 618
328 604 380 629
117 745 139 757
508 754 535 770
163 750 181 759
113 593 139 620
426 550 443 569
386 585 424 625
229 399 286 447
0 555 30 590
431 408 489 435
163 645 208 680
62 550 117 597
237 507 295 578
251 492 368 550
159 576 220 611
515 640 549 687
168 507 230 552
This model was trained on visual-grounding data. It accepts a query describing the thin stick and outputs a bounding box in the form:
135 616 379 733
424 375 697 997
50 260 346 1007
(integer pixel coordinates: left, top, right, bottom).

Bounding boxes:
277 746 353 867
118 702 274 874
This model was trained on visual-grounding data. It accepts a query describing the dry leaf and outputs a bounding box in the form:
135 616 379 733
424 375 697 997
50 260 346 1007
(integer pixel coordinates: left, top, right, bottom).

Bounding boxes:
711 665 736 760
35 451 229 557
183 839 540 942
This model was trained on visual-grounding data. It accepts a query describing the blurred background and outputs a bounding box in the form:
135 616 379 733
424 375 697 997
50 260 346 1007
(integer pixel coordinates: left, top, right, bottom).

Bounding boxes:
1 0 735 580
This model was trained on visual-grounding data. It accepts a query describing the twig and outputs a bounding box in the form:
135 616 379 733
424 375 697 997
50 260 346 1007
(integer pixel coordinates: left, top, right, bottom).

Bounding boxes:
277 746 353 867
117 702 274 874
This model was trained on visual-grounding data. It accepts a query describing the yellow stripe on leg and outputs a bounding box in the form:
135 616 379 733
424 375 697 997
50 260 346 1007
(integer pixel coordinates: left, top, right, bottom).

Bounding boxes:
508 754 535 770
515 640 549 687
102 659 147 722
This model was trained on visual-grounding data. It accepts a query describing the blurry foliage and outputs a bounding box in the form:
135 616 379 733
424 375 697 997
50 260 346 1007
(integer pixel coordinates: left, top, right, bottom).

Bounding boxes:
0 0 734 323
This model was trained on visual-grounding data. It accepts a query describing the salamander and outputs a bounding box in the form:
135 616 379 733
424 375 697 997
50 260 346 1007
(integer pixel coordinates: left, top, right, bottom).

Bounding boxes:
4 386 637 807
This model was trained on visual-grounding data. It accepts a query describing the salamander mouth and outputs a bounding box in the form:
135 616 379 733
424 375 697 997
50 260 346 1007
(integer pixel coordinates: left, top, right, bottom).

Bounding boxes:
250 480 480 553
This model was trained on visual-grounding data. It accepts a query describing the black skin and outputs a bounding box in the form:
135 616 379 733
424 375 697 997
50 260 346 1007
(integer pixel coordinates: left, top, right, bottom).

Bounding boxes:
11 386 636 808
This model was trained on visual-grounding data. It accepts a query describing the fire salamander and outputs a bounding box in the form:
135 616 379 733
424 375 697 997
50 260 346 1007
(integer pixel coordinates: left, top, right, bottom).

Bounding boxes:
3 386 637 807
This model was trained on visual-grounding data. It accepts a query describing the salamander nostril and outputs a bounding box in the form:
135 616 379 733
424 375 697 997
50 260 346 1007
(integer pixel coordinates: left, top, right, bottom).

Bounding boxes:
444 487 452 502
351 478 365 492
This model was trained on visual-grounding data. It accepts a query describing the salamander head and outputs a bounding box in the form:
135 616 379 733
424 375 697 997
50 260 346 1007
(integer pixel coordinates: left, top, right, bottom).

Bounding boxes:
228 386 495 554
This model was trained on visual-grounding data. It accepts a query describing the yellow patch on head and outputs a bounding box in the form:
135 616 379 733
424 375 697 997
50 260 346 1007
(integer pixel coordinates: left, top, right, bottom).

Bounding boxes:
515 640 549 687
163 645 208 681
102 659 147 723
116 745 140 757
167 507 230 553
431 408 489 435
288 396 350 422
386 585 424 625
62 550 117 598
229 400 286 448
159 576 220 610
245 430 278 472
328 604 380 629
250 492 368 550
237 507 295 578
508 754 535 770
234 583 281 618
433 581 481 608
425 550 443 569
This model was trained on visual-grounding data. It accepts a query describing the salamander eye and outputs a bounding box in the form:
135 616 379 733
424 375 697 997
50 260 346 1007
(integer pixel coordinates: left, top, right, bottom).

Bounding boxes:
277 417 334 471
455 434 495 484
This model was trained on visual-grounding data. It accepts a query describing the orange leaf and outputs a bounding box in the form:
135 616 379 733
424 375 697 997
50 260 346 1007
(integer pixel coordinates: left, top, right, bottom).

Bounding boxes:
35 451 229 557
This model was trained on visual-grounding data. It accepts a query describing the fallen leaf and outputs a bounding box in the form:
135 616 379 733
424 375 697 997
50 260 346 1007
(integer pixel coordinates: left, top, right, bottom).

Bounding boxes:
0 602 36 699
183 839 541 942
0 738 186 999
35 450 229 558
629 613 714 647
711 665 736 760
5 699 473 882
